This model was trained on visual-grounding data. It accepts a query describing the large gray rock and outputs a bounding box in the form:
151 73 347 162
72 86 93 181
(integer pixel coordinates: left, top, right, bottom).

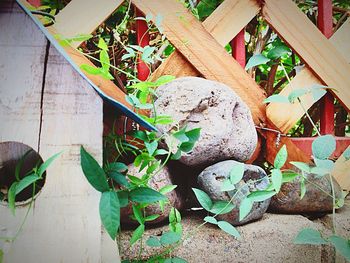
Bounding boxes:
197 160 270 225
153 77 257 167
120 164 185 225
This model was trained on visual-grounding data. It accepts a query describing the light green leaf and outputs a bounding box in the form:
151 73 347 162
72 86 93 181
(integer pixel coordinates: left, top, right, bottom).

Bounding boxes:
146 236 162 247
130 224 145 245
100 191 120 240
248 190 276 202
38 151 62 177
159 185 177 195
154 75 175 86
282 171 300 183
165 257 188 263
80 64 101 75
290 161 311 173
271 169 283 193
239 197 253 221
310 166 330 177
274 145 287 169
314 158 334 172
294 228 327 245
192 188 213 211
267 45 290 60
312 135 336 160
80 146 109 192
98 38 108 51
141 46 155 62
144 214 160 222
8 182 18 215
221 179 236 192
288 89 309 103
99 50 110 71
169 207 181 223
70 34 93 42
210 201 235 215
108 162 128 173
132 204 144 224
310 84 328 102
160 231 181 245
15 174 40 195
329 235 350 261
145 141 158 156
245 54 270 70
217 221 241 238
263 94 290 104
229 163 245 185
154 149 169 156
204 216 218 225
129 187 167 203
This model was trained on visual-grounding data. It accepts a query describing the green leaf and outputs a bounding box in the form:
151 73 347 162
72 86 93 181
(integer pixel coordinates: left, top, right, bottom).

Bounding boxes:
159 185 177 195
245 54 270 70
217 221 240 238
239 197 253 221
271 169 283 193
154 75 175 86
312 135 336 160
108 162 128 173
38 151 62 177
117 190 128 208
169 207 181 223
141 46 155 62
130 224 145 245
8 182 18 215
329 235 350 261
146 236 162 247
204 216 218 225
132 204 144 224
154 149 169 156
129 187 167 203
310 166 329 177
248 190 276 202
100 50 110 71
109 172 130 188
229 163 245 185
145 141 158 156
274 145 287 169
282 171 299 183
263 94 290 104
80 64 101 75
15 149 32 181
290 161 311 173
288 89 309 103
185 128 201 143
192 188 213 211
267 45 290 60
70 33 93 42
160 231 181 245
314 158 334 172
100 191 120 240
221 179 236 192
80 146 109 192
294 228 327 245
15 174 40 195
210 201 235 215
98 38 108 51
310 84 328 102
343 147 350 161
179 142 195 152
144 214 160 222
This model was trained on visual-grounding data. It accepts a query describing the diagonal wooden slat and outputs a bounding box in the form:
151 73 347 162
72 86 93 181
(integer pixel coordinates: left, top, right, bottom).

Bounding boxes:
151 0 259 81
266 19 350 133
332 146 350 191
262 0 350 113
54 0 124 48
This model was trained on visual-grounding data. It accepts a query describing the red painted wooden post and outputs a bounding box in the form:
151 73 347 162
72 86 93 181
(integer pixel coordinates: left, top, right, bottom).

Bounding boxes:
27 0 41 7
231 28 246 68
318 0 334 135
135 8 150 81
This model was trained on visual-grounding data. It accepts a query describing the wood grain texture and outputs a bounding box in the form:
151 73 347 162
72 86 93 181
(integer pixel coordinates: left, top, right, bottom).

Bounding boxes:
134 0 266 125
54 0 124 48
332 146 350 191
266 19 350 133
263 0 350 112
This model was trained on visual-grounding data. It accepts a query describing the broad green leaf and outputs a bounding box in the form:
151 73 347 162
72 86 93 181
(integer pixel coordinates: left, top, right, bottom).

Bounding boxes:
185 128 201 143
173 127 189 143
80 64 101 75
160 231 181 245
329 235 350 261
80 146 109 192
312 135 336 160
267 45 290 60
221 179 236 192
294 228 327 245
98 38 108 51
229 163 245 185
8 182 18 215
271 169 283 193
117 190 128 208
109 172 130 188
179 142 195 152
146 236 162 247
169 222 183 234
145 141 158 156
99 49 110 71
210 201 235 215
290 161 311 173
204 216 218 225
129 187 167 203
71 33 93 42
314 158 334 171
239 197 253 221
310 166 329 177
274 145 287 169
245 54 270 70
141 46 155 62
159 185 177 195
154 149 169 156
15 174 40 195
100 191 120 240
132 204 144 224
154 75 175 86
169 207 181 223
248 190 276 202
263 94 290 104
38 151 62 177
217 221 240 238
130 224 145 245
108 162 128 173
192 188 213 211
144 214 160 222
288 89 309 103
282 171 300 183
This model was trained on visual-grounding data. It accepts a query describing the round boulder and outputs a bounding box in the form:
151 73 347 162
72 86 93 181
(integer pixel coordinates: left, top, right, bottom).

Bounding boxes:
153 77 257 167
197 160 270 225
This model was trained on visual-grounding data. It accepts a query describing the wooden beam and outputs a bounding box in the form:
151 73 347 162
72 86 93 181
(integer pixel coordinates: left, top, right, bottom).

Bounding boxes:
262 0 350 113
54 0 124 48
332 146 350 191
266 19 350 133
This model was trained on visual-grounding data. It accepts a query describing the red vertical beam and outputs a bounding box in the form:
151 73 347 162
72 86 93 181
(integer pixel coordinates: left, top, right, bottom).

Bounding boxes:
318 0 334 135
135 8 150 81
230 28 246 68
27 0 41 7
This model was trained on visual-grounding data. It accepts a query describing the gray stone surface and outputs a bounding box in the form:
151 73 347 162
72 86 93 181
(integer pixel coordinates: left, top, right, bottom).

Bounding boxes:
153 77 257 167
197 160 270 225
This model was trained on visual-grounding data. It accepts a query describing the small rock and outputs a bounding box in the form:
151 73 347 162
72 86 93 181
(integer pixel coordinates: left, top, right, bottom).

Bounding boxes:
153 77 257 167
269 172 343 214
120 163 185 225
197 160 270 225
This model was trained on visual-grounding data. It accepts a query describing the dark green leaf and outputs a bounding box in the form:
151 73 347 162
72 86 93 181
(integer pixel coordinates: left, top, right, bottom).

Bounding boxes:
245 54 270 70
217 221 240 238
146 236 162 247
204 216 218 225
192 188 213 211
274 145 287 169
130 224 145 245
117 191 128 208
80 146 109 192
132 204 144 224
271 169 283 193
210 201 235 215
312 135 336 160
160 231 181 245
38 151 61 177
229 163 245 185
109 172 130 188
185 128 201 143
15 149 33 181
100 191 120 240
239 197 253 221
179 142 195 152
8 182 17 215
263 94 290 104
129 187 167 203
329 235 350 261
108 162 128 173
15 174 40 195
294 228 327 245
248 190 276 202
267 45 290 60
